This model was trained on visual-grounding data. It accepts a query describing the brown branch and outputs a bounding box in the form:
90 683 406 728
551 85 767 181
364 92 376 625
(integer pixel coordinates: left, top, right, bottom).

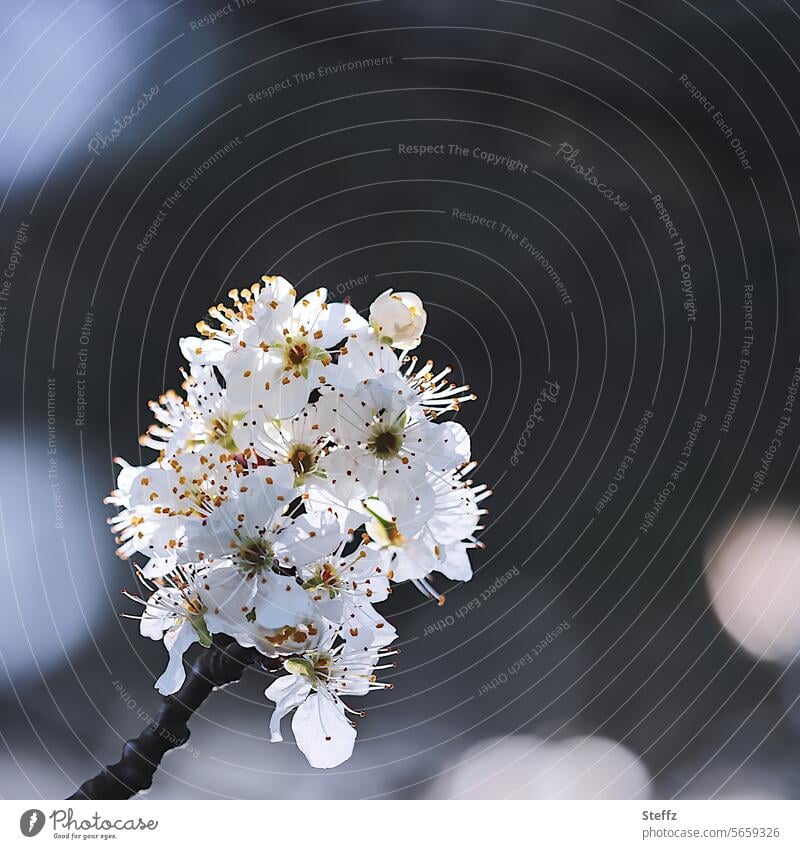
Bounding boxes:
69 636 279 800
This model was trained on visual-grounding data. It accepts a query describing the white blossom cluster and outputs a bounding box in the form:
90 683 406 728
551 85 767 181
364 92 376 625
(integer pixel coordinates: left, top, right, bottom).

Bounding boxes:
108 277 489 768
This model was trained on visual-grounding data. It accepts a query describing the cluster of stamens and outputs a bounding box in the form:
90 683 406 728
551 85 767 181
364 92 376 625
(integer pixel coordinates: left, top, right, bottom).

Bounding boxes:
400 356 476 417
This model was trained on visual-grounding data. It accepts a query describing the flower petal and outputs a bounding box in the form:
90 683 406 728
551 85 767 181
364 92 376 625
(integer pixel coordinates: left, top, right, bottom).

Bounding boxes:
155 621 198 695
179 336 229 365
253 577 316 629
275 511 345 568
292 692 356 768
265 675 312 742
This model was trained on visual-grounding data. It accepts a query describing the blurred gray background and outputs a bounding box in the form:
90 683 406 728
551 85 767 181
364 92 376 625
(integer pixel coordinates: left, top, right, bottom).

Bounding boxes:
2 0 800 799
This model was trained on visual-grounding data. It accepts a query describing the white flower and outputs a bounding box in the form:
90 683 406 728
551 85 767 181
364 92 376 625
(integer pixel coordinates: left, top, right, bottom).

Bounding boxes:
109 448 246 577
330 326 399 388
235 400 333 487
185 277 295 363
364 465 490 600
181 466 341 572
320 373 471 487
369 289 427 350
303 376 470 541
139 365 243 458
179 469 347 656
126 565 212 695
107 458 191 569
299 543 396 650
107 458 155 560
109 273 490 770
200 565 330 658
265 634 394 768
220 280 366 419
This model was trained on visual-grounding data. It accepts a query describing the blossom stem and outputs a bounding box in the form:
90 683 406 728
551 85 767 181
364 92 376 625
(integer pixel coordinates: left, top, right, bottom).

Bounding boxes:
68 637 280 800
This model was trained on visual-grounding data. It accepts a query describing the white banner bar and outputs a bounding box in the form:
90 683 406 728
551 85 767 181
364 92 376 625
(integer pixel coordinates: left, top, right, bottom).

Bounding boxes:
2 800 798 847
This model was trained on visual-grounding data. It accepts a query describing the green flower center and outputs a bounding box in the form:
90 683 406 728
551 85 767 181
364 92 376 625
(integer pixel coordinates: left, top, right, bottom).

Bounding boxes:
235 535 275 575
368 426 404 460
207 413 243 452
288 443 317 483
285 652 331 685
364 499 406 547
301 561 339 599
281 335 331 378
186 607 212 647
287 342 309 367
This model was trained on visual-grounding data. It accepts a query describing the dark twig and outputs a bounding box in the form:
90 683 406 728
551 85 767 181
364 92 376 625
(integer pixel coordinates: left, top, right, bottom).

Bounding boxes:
69 636 280 800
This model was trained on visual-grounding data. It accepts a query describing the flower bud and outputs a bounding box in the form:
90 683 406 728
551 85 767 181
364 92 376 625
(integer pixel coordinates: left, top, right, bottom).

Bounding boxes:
369 289 427 350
